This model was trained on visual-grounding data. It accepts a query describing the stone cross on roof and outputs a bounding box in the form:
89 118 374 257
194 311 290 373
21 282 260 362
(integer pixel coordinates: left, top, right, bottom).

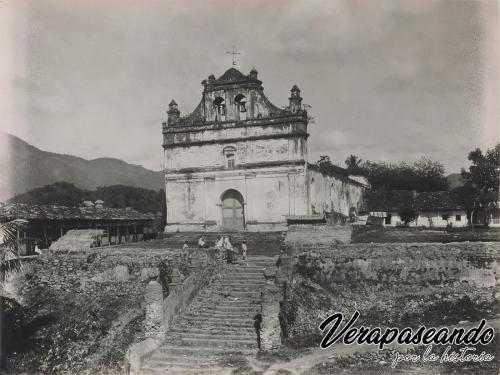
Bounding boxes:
226 45 240 66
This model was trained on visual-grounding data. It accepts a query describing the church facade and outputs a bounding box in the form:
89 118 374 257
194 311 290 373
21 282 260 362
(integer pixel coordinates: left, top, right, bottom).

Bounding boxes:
162 67 367 232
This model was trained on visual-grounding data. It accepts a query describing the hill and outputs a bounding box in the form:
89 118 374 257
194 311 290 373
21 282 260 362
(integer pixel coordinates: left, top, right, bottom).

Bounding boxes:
0 132 163 201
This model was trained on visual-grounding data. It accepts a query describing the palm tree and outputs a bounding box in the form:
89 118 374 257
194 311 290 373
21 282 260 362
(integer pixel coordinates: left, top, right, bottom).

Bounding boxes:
0 219 27 282
345 154 362 171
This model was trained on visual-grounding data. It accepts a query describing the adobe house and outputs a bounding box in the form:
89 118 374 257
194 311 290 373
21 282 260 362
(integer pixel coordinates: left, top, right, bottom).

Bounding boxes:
0 202 159 255
162 67 368 232
362 190 468 228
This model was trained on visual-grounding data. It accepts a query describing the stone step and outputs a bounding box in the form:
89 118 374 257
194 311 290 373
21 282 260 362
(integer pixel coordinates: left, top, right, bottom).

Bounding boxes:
182 311 255 320
171 333 255 343
222 280 264 285
228 262 273 267
144 359 215 368
224 267 266 272
175 321 255 330
147 354 219 363
222 276 264 282
222 277 264 282
194 298 261 306
140 364 222 375
222 291 261 298
140 366 228 375
221 285 261 296
195 305 258 313
183 306 256 314
179 315 255 324
170 327 255 336
178 337 256 349
222 272 265 280
155 345 255 356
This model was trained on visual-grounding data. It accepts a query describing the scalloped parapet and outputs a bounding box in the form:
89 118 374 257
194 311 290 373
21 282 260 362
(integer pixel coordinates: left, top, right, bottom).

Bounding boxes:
163 67 307 129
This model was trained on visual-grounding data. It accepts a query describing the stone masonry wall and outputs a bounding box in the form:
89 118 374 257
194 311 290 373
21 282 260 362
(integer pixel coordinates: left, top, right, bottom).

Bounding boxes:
294 242 500 289
24 247 171 301
281 241 500 347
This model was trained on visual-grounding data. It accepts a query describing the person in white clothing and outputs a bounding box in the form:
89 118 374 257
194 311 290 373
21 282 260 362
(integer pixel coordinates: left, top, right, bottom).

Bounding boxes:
241 240 247 260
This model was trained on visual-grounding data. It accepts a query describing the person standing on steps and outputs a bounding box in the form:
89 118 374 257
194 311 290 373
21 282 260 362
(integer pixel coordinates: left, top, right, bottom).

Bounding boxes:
241 240 247 260
253 312 263 351
224 236 234 264
198 236 207 248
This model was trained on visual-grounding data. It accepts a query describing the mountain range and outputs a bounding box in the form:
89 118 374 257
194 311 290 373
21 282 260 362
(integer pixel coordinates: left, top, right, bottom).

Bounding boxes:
0 132 163 201
0 132 463 202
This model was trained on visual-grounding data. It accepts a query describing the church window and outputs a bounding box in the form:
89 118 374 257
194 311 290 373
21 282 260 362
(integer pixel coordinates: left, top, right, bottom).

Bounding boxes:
234 94 247 120
214 96 226 121
223 146 237 168
226 153 235 168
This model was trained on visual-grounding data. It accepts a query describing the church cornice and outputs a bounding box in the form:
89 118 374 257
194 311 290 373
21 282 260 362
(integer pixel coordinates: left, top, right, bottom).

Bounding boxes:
164 159 307 176
163 113 308 135
162 132 309 149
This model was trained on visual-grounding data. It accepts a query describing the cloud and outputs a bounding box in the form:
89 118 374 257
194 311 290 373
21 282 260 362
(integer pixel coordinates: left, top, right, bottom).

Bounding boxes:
1 0 498 172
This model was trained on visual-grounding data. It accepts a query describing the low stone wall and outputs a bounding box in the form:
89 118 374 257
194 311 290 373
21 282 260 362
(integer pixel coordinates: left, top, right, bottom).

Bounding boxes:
24 247 171 300
294 242 500 289
284 224 352 251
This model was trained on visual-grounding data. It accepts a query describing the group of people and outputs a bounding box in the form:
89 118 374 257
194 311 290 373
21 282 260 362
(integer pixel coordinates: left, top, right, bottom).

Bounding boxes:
215 236 247 264
181 235 248 264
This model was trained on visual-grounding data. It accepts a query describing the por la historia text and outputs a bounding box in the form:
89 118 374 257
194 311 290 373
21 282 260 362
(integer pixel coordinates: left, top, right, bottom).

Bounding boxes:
319 311 494 350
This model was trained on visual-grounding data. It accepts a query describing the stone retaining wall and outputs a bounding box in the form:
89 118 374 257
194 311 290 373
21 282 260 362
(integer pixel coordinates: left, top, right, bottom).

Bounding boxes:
284 224 352 251
294 242 500 289
280 240 500 346
24 247 171 301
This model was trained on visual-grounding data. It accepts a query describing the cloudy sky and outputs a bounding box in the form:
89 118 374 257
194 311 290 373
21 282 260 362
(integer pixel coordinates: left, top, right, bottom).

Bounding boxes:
1 0 498 173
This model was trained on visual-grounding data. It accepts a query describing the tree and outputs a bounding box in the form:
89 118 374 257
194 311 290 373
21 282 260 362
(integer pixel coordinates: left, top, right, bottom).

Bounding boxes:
413 157 449 192
451 183 477 225
398 207 418 227
345 155 362 172
10 183 164 213
460 144 500 227
360 158 448 192
1 219 27 271
10 182 85 207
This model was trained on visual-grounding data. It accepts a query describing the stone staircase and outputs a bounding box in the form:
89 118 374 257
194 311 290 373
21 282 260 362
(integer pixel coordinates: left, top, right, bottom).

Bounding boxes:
140 256 277 374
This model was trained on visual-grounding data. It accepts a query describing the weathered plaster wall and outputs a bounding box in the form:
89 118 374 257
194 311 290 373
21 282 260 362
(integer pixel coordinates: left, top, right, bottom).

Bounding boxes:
369 210 468 228
308 170 365 217
165 136 306 171
165 166 309 231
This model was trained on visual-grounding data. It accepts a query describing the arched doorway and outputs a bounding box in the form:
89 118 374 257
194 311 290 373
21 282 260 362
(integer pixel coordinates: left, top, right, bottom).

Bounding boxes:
221 189 245 230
